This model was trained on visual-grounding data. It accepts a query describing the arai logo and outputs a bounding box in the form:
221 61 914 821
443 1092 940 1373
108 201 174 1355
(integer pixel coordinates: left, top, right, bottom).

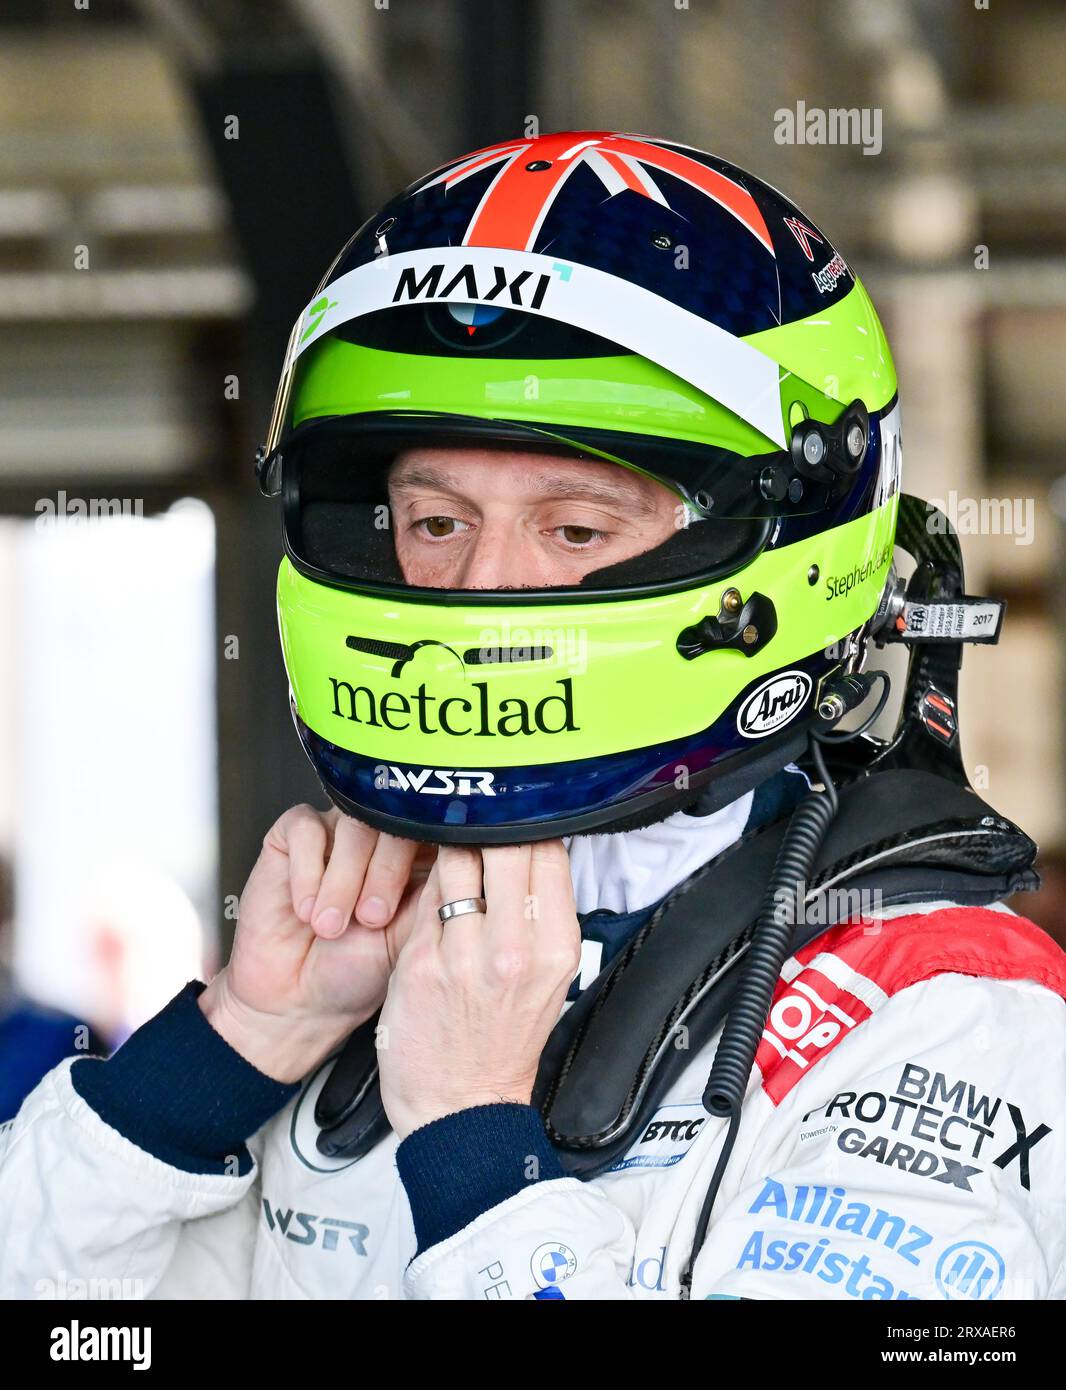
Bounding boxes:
737 671 812 738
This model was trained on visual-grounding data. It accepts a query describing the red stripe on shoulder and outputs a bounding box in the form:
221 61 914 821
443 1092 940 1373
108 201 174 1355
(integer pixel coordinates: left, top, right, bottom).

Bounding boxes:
793 906 1066 1000
756 907 1066 1107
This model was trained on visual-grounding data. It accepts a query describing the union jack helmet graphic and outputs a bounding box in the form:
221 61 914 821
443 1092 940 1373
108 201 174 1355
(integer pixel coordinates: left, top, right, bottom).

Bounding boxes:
259 132 903 842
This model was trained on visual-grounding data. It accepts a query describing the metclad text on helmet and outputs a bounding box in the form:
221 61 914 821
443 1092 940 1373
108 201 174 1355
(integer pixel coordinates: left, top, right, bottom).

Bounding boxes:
329 677 577 737
824 544 890 601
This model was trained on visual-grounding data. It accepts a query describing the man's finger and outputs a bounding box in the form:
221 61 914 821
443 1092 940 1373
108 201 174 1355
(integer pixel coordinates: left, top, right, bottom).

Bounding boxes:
401 859 446 954
356 833 420 927
310 814 377 938
268 804 331 923
481 845 534 943
435 845 485 908
433 845 488 952
528 839 580 962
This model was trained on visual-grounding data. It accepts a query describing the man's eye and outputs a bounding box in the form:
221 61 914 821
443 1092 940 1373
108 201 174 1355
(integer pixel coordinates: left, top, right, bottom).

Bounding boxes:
557 524 604 546
418 516 461 538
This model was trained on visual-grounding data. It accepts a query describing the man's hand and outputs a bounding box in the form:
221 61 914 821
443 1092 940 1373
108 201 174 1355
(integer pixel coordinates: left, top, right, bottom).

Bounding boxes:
377 842 580 1139
200 805 432 1083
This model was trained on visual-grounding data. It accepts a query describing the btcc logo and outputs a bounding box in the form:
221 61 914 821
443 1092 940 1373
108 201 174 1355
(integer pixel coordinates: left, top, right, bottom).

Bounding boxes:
609 1103 708 1173
384 766 497 797
641 1118 705 1144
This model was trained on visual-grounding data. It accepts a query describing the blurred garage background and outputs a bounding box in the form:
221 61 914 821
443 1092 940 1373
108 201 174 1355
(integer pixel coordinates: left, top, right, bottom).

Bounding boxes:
0 0 1064 1057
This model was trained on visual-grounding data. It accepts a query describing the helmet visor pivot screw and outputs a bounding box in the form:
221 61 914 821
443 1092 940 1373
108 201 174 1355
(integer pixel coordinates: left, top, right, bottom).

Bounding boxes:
802 430 826 467
759 464 788 501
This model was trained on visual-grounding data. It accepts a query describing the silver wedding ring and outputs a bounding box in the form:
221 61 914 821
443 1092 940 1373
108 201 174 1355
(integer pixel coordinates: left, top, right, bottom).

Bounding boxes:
438 896 487 923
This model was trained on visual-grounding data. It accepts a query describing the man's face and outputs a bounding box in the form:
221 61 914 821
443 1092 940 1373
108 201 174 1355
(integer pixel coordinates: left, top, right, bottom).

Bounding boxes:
388 447 680 589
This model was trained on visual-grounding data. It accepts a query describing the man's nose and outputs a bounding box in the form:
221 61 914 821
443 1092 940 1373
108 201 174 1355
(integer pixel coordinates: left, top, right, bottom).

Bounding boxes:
456 524 538 589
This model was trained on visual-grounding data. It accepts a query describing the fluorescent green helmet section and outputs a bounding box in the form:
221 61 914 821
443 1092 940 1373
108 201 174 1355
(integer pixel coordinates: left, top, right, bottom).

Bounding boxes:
291 275 896 454
266 131 902 842
278 502 895 762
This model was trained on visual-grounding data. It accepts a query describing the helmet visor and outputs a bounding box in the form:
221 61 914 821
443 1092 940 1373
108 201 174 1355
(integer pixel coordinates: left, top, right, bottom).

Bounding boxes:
280 412 776 598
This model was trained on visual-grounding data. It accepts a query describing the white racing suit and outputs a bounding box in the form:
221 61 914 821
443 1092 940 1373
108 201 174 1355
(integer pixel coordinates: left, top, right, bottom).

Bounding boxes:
2 784 1065 1302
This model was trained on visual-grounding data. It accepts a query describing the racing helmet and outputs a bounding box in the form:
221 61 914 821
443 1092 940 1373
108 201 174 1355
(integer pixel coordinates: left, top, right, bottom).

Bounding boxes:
257 131 901 843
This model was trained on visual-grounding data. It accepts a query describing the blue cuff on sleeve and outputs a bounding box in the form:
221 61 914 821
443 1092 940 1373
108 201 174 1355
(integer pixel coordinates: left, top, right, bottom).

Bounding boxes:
70 981 299 1176
396 1102 566 1255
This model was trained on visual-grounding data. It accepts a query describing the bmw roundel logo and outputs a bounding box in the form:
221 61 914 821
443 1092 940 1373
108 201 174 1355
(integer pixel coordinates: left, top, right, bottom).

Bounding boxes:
737 670 812 739
425 301 527 350
531 1242 578 1288
446 303 506 330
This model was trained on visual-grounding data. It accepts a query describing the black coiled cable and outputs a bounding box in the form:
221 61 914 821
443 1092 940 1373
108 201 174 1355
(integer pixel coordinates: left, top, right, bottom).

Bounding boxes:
703 759 837 1119
678 733 846 1298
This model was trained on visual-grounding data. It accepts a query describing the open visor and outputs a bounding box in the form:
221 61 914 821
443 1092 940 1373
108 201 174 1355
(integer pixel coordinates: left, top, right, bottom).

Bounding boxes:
278 412 786 598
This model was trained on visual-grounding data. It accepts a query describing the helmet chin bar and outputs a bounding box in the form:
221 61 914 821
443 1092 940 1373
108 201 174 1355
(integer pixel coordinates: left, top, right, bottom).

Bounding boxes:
311 718 815 846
